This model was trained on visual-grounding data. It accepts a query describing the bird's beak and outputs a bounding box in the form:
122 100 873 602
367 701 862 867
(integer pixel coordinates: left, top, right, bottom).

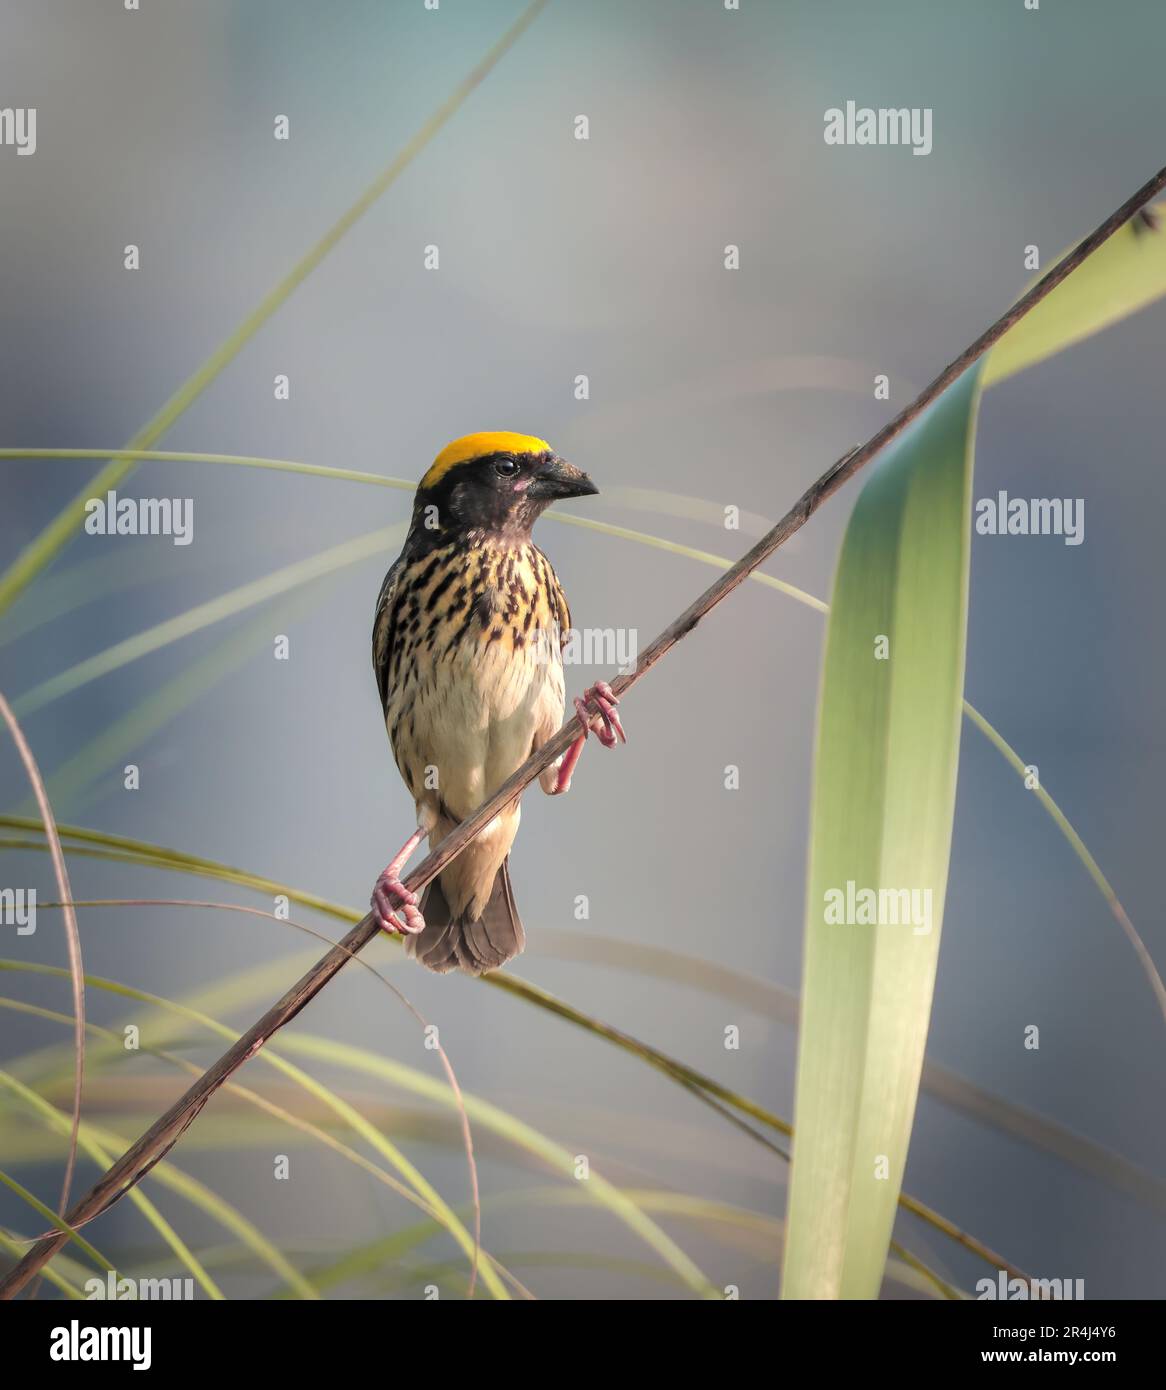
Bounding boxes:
529 455 599 500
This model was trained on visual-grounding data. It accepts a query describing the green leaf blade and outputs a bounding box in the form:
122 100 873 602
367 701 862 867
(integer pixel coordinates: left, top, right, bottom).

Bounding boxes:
984 204 1166 386
783 367 981 1299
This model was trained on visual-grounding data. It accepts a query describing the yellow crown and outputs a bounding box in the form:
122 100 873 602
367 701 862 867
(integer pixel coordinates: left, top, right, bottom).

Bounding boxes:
420 431 552 490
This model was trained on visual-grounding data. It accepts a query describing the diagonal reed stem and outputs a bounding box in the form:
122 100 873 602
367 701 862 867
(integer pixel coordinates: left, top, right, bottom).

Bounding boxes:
3 160 1163 1299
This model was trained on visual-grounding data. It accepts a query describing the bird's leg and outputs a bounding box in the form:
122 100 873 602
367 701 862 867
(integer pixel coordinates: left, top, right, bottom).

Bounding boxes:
552 681 627 795
372 827 427 936
551 730 587 796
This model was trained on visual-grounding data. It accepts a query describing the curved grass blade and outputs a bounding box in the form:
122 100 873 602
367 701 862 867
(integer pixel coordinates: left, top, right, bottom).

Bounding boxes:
29 1118 316 1301
0 0 550 619
1 967 506 1303
0 1229 86 1299
0 826 1085 1273
304 1187 955 1300
0 448 782 561
273 1032 720 1299
537 930 1166 1208
8 461 1154 1038
11 814 1159 1203
0 1063 321 1300
0 450 411 490
11 527 403 719
783 368 981 1300
0 1168 109 1272
6 485 1159 1030
0 549 193 649
2 182 1156 1301
0 825 355 924
3 951 324 1087
963 703 1166 1021
0 1070 224 1299
36 895 486 1300
2 173 1162 551
29 591 330 817
1 958 713 1298
0 990 527 1295
0 693 85 1247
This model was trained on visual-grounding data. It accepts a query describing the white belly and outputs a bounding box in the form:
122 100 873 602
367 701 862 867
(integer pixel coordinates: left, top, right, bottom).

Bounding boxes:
390 634 566 822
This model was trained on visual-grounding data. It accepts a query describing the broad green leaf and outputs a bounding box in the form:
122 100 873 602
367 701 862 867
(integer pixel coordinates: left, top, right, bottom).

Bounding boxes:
783 367 980 1299
984 203 1166 386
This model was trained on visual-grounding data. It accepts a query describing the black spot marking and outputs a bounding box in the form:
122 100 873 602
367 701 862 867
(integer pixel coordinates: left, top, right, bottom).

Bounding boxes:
414 551 447 591
425 568 458 613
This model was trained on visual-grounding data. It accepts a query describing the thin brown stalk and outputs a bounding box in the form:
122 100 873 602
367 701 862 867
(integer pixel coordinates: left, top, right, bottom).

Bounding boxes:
3 161 1164 1299
0 692 84 1299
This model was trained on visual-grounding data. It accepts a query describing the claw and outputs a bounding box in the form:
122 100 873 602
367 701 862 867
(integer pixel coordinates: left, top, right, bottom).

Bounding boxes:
592 681 626 746
554 681 628 794
575 680 626 748
372 828 426 936
373 874 424 935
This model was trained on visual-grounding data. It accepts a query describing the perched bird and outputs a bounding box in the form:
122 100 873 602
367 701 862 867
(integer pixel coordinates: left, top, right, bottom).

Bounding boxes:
371 431 625 975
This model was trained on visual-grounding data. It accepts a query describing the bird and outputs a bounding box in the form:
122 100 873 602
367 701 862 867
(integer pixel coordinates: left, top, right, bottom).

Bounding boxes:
371 431 626 975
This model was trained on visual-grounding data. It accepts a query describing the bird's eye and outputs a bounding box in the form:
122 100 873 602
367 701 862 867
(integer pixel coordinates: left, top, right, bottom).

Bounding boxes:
494 457 519 478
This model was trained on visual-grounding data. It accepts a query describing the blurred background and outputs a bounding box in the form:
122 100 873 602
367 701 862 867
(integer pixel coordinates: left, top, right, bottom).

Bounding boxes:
1 0 1163 1298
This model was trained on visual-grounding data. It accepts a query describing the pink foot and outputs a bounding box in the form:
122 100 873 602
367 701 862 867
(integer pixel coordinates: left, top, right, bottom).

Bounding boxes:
553 681 627 795
575 679 626 749
372 827 426 935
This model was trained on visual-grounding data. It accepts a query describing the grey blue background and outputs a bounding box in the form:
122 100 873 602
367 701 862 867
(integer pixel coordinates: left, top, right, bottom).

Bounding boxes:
1 0 1163 1298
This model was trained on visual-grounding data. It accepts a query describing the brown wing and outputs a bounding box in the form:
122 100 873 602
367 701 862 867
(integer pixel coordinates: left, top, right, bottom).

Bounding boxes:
371 554 405 713
533 543 572 650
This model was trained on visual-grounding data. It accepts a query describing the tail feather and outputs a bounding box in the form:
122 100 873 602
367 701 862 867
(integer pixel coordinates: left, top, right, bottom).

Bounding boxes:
406 876 460 974
408 859 525 976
